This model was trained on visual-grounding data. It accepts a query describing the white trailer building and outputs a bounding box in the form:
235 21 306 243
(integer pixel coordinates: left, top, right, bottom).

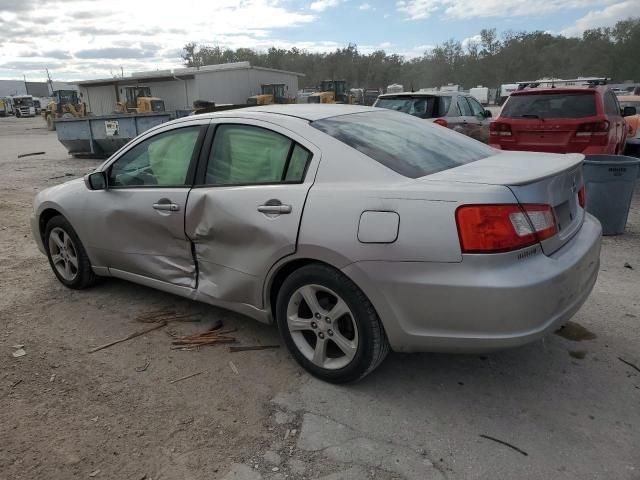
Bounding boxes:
72 62 304 116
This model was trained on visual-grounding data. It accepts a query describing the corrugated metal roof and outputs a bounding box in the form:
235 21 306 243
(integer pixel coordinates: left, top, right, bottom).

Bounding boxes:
72 62 304 86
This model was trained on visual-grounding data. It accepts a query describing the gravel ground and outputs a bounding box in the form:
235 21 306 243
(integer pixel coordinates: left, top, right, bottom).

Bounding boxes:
1 116 638 480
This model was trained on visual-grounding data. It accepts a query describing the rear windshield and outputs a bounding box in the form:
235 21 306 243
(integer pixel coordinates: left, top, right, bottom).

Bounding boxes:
311 110 494 178
375 95 450 119
502 92 597 119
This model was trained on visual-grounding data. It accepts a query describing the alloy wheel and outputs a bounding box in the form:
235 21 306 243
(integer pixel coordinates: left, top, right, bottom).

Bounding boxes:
48 227 79 282
286 284 359 370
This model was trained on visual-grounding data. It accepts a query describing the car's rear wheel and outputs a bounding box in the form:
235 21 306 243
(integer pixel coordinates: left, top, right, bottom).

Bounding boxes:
44 216 96 289
276 263 389 383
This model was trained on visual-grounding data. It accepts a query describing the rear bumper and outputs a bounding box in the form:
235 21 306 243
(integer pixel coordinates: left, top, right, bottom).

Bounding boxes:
343 214 602 353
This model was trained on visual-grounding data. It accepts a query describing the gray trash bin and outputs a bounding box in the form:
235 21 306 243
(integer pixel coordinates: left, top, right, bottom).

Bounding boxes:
583 155 639 235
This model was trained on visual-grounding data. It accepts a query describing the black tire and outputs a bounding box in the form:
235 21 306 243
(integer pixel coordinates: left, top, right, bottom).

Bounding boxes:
276 263 389 383
44 216 97 289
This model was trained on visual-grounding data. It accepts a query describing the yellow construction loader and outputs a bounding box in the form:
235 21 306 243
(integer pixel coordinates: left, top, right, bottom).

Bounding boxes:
43 90 87 131
115 86 165 114
308 80 352 104
247 84 291 105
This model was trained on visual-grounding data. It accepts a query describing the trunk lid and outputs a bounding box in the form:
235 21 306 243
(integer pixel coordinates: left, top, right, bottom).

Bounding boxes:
425 151 586 255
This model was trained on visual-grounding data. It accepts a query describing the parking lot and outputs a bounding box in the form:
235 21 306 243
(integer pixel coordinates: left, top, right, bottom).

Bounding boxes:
1 115 639 479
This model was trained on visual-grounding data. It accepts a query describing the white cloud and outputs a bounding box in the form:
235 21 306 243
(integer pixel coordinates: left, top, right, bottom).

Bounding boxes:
561 0 636 36
462 34 482 49
396 0 620 20
396 0 439 20
310 0 340 12
0 0 316 80
399 44 435 58
359 3 372 10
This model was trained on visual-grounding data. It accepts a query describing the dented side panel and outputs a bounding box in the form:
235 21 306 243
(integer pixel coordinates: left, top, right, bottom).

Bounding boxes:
186 183 311 308
84 188 196 287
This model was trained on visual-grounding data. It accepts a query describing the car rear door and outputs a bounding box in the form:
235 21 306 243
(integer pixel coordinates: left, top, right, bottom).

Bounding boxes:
452 95 475 137
84 120 208 287
184 119 321 308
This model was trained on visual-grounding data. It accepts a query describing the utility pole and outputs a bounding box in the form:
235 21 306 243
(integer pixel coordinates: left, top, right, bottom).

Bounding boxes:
46 68 54 95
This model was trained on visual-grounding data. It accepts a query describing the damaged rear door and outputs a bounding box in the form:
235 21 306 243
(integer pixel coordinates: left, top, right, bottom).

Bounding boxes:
185 119 320 309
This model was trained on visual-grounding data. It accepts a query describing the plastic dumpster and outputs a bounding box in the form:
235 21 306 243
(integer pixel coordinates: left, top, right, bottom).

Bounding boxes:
583 155 640 235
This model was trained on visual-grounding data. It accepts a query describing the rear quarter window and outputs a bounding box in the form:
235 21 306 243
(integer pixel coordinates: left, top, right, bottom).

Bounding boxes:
312 110 494 179
502 93 597 119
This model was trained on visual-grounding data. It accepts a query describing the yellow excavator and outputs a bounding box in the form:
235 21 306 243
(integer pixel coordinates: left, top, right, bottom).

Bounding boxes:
247 84 290 105
115 86 165 114
43 90 87 131
308 80 352 104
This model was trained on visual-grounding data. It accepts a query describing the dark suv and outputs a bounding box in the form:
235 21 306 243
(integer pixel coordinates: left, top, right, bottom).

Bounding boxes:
490 85 636 154
374 91 492 143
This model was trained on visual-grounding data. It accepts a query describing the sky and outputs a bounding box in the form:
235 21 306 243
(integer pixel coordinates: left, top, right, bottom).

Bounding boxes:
0 0 636 81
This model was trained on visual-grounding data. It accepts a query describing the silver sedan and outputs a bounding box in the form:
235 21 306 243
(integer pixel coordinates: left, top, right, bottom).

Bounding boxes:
31 105 602 383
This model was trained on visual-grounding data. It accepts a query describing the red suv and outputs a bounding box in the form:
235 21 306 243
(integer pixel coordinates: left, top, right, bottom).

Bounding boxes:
490 86 636 154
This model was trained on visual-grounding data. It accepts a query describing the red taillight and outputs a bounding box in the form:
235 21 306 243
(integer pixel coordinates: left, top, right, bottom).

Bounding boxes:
456 204 557 253
576 121 609 137
433 118 448 127
578 185 586 208
489 121 512 137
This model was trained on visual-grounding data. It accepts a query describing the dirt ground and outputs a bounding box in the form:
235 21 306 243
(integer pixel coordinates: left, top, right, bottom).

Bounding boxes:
1 116 639 480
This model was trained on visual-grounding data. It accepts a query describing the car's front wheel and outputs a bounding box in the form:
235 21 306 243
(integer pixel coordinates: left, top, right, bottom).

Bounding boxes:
276 264 389 383
44 216 96 289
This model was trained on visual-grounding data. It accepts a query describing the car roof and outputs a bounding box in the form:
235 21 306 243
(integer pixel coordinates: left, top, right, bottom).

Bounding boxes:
378 91 462 98
199 104 378 121
512 86 604 96
618 95 640 101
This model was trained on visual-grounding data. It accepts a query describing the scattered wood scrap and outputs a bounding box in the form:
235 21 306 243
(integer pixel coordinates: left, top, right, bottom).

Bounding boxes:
17 151 45 158
619 357 640 373
136 309 202 324
229 345 280 353
171 328 237 349
88 310 202 353
88 321 167 354
169 371 204 384
479 434 528 456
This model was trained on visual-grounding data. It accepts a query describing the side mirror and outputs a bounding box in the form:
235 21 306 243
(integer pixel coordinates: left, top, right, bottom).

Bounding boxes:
622 106 637 117
85 171 107 190
484 110 492 118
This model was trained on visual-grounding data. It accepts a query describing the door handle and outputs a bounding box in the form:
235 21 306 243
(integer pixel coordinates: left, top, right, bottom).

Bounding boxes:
153 202 180 212
258 204 292 214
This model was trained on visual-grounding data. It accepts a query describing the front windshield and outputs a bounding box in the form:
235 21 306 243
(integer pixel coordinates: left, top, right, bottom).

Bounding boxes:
14 97 33 107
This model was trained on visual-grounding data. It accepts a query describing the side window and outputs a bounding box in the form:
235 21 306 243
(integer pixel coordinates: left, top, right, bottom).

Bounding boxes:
457 96 473 116
285 144 311 182
467 97 485 117
604 92 619 116
109 126 201 187
206 124 310 185
437 96 452 116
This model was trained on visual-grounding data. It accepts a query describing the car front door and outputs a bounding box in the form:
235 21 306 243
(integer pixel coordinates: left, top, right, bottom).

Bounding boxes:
84 121 207 287
185 119 320 309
